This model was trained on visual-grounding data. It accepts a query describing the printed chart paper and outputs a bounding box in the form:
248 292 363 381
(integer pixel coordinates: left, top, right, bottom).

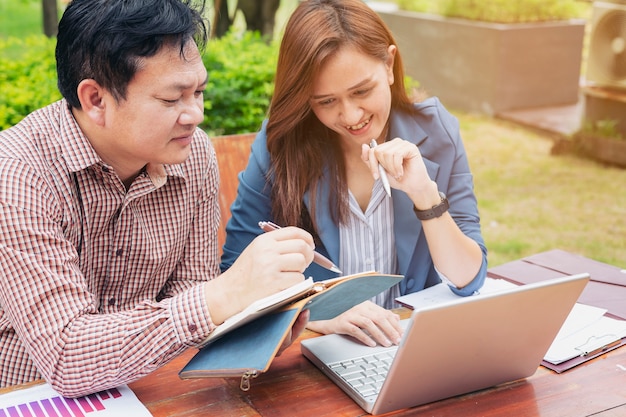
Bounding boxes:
0 383 152 417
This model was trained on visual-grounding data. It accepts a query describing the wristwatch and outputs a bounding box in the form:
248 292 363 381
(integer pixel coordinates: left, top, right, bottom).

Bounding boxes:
413 191 449 221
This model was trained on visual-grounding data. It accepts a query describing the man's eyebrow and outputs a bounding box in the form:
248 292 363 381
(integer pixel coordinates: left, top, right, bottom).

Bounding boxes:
310 77 372 100
168 75 209 91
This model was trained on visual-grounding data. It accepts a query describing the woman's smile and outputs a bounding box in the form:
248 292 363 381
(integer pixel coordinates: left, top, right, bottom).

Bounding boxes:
346 116 371 132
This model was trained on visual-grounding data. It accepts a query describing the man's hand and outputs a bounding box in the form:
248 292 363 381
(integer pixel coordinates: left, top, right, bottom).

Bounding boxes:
205 227 315 325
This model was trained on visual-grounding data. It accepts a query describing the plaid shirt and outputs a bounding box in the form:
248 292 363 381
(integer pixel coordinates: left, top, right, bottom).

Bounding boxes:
0 100 220 396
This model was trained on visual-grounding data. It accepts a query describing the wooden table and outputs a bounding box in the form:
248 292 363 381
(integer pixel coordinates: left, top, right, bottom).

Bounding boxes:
131 250 626 416
130 313 626 417
3 250 625 416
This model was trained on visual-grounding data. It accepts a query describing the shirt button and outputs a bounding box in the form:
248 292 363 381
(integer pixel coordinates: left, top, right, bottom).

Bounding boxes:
108 298 116 306
115 248 123 257
188 323 198 333
102 166 110 173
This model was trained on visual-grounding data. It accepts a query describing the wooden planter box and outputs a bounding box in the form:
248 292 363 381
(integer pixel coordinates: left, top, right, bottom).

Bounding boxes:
582 85 626 138
573 133 626 168
569 85 626 168
375 8 586 114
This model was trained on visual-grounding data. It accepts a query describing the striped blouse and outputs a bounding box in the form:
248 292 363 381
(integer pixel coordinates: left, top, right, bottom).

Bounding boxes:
339 180 401 309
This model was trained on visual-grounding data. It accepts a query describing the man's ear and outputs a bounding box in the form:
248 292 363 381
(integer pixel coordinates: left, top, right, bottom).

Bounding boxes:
76 79 107 126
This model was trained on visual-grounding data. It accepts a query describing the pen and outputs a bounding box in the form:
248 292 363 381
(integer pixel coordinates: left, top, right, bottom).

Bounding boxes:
258 221 342 274
369 139 391 197
580 339 622 357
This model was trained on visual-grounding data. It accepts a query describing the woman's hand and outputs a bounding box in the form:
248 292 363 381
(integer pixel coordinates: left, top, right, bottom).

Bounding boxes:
362 138 483 288
307 301 403 347
361 138 440 209
277 309 310 356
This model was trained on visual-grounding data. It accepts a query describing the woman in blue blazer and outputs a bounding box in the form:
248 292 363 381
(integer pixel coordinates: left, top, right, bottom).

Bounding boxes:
220 0 487 347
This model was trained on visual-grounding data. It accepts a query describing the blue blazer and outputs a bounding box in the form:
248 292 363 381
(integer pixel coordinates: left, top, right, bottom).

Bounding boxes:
220 97 487 297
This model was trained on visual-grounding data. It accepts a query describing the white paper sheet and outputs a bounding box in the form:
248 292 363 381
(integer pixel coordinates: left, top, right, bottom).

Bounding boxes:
395 277 518 310
544 312 626 364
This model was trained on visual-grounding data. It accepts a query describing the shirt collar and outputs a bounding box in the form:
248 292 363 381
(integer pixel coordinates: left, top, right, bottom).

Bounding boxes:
59 100 101 173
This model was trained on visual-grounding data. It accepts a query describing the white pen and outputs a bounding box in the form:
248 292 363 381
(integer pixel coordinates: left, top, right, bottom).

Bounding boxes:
369 139 391 197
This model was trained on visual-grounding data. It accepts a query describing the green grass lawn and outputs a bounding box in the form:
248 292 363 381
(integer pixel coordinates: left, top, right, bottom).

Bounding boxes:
459 112 626 268
0 0 43 38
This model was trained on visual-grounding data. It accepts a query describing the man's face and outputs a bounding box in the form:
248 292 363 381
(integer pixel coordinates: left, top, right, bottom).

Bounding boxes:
97 41 207 179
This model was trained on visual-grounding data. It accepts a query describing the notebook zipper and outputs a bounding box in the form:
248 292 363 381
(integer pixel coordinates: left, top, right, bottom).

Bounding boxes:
240 370 259 391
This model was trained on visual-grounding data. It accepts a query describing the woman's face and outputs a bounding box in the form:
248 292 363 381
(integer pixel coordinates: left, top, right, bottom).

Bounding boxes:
309 45 396 150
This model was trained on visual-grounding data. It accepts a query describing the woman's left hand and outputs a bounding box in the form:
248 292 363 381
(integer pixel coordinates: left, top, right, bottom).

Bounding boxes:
277 309 310 356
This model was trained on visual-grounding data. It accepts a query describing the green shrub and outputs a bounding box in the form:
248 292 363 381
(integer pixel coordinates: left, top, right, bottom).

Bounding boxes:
396 0 587 23
395 0 439 15
0 36 61 131
202 30 278 136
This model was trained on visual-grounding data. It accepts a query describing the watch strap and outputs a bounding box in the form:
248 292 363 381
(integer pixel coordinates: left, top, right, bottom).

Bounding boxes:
413 192 449 221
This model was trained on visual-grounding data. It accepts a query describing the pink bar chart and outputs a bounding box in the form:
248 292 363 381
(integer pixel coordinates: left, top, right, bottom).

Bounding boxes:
0 384 151 417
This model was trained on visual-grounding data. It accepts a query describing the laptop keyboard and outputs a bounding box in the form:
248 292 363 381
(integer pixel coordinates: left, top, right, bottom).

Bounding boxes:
328 347 398 400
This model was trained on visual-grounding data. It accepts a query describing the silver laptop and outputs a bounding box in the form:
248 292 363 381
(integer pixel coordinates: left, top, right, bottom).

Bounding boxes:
301 273 590 415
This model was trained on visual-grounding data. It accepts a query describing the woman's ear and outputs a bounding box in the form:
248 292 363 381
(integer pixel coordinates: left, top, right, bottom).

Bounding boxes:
76 79 107 126
386 45 397 86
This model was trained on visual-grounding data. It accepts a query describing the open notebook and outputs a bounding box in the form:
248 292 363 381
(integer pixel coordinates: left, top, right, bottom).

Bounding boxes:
301 273 589 415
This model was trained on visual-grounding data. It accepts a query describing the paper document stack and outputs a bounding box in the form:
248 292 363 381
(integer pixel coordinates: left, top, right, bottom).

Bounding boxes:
543 303 626 364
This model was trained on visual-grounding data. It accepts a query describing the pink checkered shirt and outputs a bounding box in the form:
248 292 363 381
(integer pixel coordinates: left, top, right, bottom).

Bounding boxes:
0 100 220 396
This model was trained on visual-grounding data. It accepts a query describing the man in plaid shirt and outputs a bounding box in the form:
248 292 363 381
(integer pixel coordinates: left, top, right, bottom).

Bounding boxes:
0 0 314 397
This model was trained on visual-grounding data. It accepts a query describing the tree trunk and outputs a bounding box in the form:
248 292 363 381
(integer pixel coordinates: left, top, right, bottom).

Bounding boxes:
42 0 58 37
213 0 232 38
237 0 280 41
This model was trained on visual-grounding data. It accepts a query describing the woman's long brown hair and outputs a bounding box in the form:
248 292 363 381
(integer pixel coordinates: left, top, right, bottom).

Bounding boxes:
266 0 415 232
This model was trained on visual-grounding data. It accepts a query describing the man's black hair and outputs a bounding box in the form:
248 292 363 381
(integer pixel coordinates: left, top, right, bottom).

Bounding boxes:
56 0 209 108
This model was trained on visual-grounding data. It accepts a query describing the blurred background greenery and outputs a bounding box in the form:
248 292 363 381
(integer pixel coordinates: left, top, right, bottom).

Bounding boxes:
1 0 624 268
